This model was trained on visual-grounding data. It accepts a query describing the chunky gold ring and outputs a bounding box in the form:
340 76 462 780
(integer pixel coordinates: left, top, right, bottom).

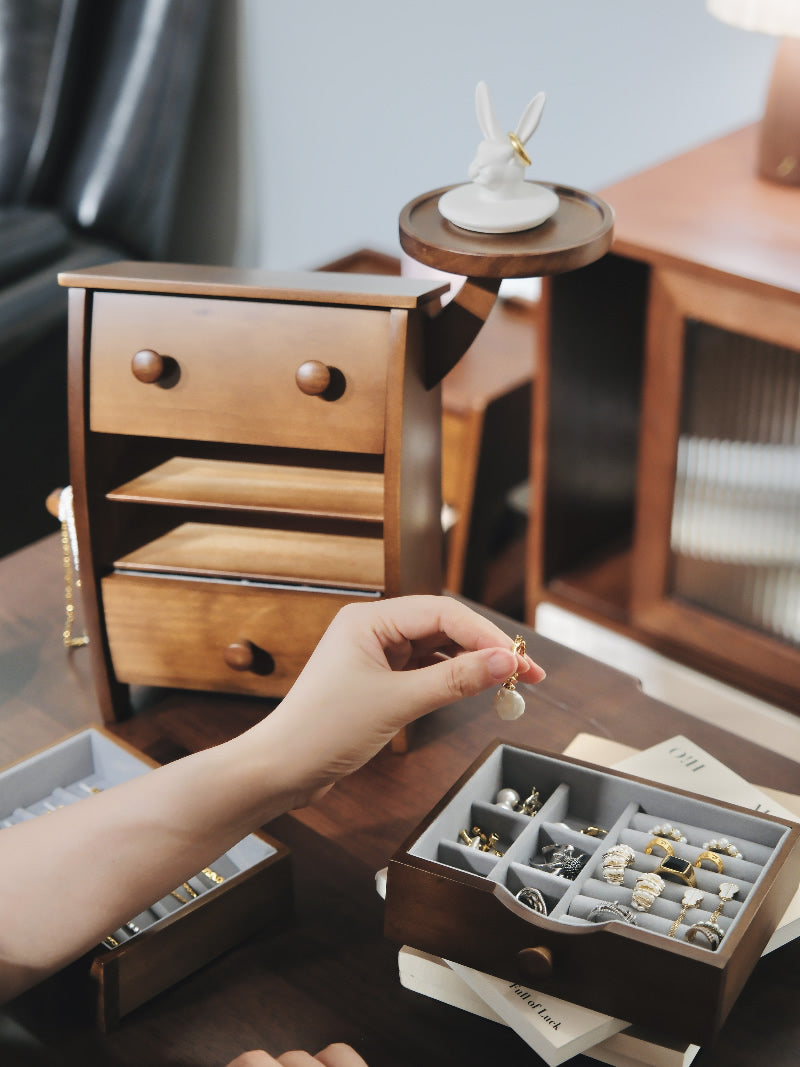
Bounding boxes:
694 850 724 873
601 844 635 885
507 131 531 166
580 826 608 838
654 855 697 888
631 872 666 912
645 837 675 857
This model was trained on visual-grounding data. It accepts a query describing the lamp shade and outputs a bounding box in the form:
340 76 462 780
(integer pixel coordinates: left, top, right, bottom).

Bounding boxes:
708 0 800 183
707 0 800 37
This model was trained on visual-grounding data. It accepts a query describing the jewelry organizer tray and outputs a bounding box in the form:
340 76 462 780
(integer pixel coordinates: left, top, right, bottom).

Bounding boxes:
0 728 292 1030
384 740 800 1045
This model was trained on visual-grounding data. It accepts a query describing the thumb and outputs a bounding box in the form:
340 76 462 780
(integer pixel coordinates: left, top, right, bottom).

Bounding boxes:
399 647 519 721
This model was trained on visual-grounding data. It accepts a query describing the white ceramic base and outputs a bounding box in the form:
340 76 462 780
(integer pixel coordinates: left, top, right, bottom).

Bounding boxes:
438 182 559 234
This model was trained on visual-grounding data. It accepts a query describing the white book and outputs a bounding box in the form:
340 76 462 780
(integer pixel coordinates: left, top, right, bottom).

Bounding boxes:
444 958 627 1066
399 947 700 1067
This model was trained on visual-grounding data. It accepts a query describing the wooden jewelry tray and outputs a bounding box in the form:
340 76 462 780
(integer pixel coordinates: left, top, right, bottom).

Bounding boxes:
384 740 800 1045
0 728 292 1030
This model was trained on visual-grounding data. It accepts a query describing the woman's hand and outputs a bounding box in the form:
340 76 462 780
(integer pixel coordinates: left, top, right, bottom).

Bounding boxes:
253 595 545 806
226 1043 368 1066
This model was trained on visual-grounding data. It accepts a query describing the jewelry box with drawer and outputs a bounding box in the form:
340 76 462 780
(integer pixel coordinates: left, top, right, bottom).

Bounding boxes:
384 739 800 1045
58 262 447 732
0 728 291 1030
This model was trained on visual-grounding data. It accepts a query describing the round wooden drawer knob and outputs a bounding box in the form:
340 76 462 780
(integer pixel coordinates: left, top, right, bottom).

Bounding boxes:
223 639 256 671
517 945 553 981
131 349 166 383
295 359 331 396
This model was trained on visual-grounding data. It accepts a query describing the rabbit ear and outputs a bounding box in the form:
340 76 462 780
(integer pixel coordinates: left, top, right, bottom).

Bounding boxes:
475 81 503 142
515 91 546 145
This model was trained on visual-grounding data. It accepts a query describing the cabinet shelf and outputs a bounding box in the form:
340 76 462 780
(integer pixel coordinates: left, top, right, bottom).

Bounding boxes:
114 523 384 591
107 457 384 522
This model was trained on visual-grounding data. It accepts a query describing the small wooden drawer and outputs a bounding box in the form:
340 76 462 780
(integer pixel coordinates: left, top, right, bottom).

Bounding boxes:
384 740 800 1045
0 728 292 1030
102 571 376 697
113 522 385 591
89 291 391 453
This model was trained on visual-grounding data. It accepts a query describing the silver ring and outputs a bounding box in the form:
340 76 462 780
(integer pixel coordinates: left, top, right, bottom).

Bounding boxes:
531 843 588 880
587 901 638 926
515 887 548 915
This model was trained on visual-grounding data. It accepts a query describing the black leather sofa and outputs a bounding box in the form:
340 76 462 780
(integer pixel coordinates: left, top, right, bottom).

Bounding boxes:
0 0 211 556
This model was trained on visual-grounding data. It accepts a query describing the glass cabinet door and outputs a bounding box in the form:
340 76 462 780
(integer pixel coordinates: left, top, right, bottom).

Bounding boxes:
632 268 800 710
671 320 800 644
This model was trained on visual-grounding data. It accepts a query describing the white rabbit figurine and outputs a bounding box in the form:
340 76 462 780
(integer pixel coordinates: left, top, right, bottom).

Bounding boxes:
438 80 559 234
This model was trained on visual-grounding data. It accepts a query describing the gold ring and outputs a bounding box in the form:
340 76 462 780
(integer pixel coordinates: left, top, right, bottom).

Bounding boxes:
202 866 225 885
649 823 686 842
702 837 742 859
507 131 531 166
580 826 608 838
645 837 675 857
694 850 724 873
170 889 190 905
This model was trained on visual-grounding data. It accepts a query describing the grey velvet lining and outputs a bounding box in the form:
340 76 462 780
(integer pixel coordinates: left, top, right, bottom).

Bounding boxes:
407 743 791 952
0 729 277 945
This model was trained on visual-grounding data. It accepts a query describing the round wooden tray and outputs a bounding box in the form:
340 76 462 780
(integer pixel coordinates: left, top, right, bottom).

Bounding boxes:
399 182 614 278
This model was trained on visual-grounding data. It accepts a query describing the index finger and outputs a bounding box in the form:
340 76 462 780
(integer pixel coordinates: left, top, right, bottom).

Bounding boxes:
348 594 542 672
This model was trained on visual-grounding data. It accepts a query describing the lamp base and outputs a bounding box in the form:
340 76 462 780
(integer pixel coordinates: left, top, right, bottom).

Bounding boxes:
758 36 800 185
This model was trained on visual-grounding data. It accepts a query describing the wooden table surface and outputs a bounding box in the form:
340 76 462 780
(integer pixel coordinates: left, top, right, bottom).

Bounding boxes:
1 534 798 1066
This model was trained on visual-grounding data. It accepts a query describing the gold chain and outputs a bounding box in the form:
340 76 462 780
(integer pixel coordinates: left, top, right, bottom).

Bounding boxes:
59 515 88 648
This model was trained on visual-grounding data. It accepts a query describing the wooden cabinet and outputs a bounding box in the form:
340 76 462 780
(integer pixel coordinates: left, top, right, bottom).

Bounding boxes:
528 126 800 713
60 262 446 725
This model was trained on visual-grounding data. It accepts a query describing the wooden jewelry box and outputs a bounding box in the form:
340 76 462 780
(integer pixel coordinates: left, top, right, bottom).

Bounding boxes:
58 262 447 733
384 740 800 1045
0 728 291 1030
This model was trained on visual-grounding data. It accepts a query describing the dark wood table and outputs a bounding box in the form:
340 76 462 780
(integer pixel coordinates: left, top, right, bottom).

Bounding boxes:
1 534 798 1066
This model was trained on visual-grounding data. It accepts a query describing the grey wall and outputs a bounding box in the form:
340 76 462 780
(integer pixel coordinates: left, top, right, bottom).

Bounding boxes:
168 1 777 271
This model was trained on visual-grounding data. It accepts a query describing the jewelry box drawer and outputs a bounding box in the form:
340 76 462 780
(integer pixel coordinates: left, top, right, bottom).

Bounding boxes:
384 740 800 1045
101 572 371 697
88 291 391 453
0 727 292 1031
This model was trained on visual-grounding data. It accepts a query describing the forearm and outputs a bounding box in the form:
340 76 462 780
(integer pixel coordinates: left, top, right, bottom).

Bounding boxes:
0 595 543 1005
0 725 288 1001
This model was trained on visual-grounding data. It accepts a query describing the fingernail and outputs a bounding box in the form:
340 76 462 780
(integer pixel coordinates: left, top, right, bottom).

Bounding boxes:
488 650 515 680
